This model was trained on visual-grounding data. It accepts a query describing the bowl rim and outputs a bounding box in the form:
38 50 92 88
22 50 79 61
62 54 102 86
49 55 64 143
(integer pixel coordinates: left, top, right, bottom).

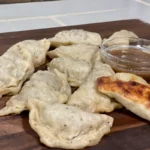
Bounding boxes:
101 37 150 65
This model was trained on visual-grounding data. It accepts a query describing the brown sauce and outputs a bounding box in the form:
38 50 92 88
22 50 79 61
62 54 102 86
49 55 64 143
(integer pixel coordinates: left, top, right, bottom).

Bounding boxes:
110 49 150 63
108 48 150 81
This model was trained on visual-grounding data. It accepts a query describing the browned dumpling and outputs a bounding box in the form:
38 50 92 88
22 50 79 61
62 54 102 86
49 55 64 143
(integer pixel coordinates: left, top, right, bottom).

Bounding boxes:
97 73 150 121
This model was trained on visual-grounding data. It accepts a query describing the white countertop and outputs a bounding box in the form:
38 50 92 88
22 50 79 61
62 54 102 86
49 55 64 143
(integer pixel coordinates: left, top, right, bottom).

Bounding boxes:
0 0 150 33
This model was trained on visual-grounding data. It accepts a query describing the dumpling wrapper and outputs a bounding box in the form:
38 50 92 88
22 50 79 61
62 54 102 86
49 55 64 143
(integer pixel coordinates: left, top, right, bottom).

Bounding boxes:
103 30 138 46
97 73 150 121
28 99 113 149
67 60 122 113
0 39 50 97
4 39 50 68
14 39 50 67
0 70 71 116
47 44 100 87
47 44 100 62
49 29 102 47
0 49 34 97
47 57 93 87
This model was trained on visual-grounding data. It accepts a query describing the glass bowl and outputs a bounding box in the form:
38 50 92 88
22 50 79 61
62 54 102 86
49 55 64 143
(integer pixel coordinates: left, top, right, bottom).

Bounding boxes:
101 37 150 80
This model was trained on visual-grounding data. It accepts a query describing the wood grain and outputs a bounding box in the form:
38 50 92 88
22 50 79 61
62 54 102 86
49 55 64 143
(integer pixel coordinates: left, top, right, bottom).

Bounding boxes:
0 19 150 150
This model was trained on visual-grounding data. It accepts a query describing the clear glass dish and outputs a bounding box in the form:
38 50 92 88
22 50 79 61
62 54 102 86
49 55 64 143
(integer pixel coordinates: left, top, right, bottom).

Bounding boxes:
101 37 150 80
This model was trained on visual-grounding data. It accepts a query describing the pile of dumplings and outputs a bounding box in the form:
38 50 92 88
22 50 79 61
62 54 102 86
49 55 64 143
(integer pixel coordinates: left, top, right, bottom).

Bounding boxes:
0 29 149 149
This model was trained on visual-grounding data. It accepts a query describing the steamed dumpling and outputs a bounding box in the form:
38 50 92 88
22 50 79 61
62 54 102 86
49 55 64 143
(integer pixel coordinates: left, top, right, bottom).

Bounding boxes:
0 70 71 116
14 39 50 67
49 29 102 47
47 44 100 87
28 99 113 149
103 30 138 45
47 44 100 62
67 60 121 113
107 30 138 39
0 49 34 97
0 39 50 98
48 57 92 87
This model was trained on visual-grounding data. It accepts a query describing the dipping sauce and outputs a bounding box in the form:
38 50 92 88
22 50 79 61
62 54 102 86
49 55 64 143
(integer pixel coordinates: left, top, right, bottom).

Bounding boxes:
109 48 150 63
101 37 150 82
108 48 150 81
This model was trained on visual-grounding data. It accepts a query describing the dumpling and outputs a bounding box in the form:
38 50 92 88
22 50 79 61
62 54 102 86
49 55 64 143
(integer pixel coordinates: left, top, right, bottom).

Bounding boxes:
103 30 138 45
67 60 122 113
0 70 71 116
97 73 150 121
0 39 50 98
49 29 102 47
4 39 50 68
14 39 50 67
28 99 113 149
47 44 100 62
107 30 138 39
0 46 34 97
47 44 100 87
47 57 93 87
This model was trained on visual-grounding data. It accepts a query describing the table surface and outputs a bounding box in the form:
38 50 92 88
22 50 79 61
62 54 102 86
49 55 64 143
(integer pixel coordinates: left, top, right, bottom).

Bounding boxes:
0 0 150 33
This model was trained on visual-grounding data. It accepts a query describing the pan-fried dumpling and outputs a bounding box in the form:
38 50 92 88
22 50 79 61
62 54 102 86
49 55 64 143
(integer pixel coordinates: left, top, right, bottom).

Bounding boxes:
0 70 71 116
47 57 92 87
47 44 100 62
49 29 102 47
0 39 50 98
97 73 150 121
103 30 138 45
28 99 113 149
67 60 121 113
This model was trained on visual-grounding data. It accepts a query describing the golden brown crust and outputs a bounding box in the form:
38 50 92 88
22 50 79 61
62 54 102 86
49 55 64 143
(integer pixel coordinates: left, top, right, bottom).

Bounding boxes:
97 77 150 108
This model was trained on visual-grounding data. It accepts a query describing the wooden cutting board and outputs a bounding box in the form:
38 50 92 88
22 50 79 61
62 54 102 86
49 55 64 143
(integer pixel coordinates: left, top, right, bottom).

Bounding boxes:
0 19 150 150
